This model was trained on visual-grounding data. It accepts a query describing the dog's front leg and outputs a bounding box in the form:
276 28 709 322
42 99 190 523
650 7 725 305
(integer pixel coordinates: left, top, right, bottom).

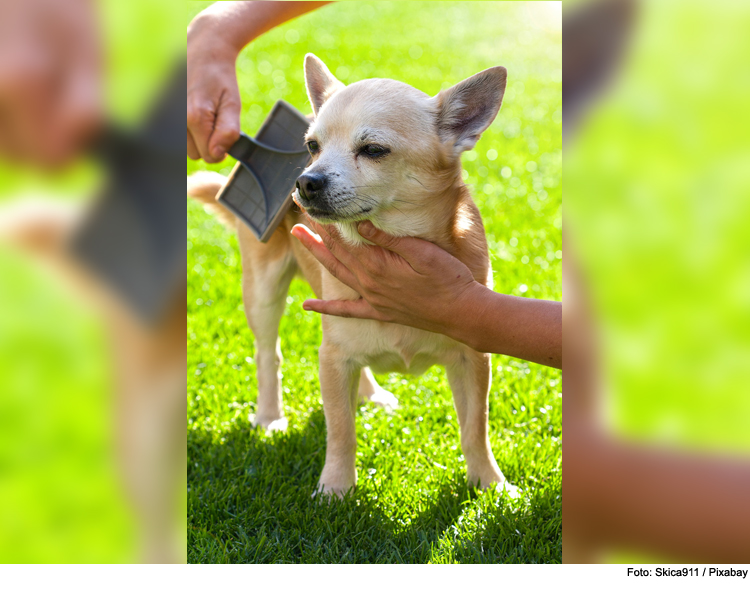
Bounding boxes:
446 350 515 493
317 343 360 498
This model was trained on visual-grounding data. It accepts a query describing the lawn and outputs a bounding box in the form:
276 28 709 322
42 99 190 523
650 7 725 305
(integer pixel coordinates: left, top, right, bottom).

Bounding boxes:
566 1 750 563
187 1 562 563
0 1 182 563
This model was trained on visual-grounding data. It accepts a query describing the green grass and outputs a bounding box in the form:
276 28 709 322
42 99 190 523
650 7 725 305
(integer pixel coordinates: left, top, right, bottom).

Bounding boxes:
0 1 182 562
566 0 750 452
566 1 750 564
187 1 561 563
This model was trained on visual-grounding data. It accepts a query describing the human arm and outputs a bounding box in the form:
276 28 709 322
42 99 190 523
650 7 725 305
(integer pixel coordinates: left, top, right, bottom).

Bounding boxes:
291 219 562 369
187 1 330 163
562 261 750 563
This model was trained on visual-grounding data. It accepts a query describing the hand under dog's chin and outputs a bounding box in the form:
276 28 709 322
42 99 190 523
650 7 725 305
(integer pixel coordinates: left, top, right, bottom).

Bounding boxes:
334 221 375 246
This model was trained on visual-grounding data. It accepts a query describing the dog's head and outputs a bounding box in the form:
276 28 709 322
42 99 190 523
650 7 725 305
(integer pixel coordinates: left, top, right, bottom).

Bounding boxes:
294 54 506 242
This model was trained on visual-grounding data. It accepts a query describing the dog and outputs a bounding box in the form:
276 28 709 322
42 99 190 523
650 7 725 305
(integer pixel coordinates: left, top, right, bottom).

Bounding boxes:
187 54 512 497
0 199 186 562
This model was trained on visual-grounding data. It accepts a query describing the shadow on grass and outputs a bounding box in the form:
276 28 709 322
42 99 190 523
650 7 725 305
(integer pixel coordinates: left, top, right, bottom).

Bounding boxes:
188 408 560 563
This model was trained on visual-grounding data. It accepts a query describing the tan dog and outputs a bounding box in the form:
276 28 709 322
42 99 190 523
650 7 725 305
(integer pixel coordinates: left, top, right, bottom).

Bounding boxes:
0 199 186 562
188 54 513 497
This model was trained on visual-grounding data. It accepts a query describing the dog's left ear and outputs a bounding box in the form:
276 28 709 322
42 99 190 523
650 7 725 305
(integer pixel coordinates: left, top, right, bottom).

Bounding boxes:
304 54 345 117
433 66 507 154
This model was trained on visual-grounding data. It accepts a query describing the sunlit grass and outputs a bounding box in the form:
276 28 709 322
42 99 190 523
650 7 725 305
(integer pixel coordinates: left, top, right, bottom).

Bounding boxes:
0 0 182 563
187 1 561 564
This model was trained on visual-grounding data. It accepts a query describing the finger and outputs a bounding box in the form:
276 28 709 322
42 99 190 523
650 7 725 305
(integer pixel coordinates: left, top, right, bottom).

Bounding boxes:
306 217 364 271
291 224 361 290
52 0 102 161
187 130 200 160
187 101 221 163
51 55 102 163
302 213 327 238
357 220 440 272
0 49 53 162
302 298 382 320
302 214 346 247
304 216 398 280
356 221 417 260
207 89 240 161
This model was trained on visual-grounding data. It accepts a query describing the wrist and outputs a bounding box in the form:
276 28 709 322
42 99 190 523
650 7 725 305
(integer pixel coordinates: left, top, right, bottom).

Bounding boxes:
187 10 247 61
446 282 495 351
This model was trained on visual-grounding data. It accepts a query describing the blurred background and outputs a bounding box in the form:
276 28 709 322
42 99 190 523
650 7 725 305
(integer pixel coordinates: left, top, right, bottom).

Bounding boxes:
14 0 750 566
564 0 750 563
0 0 183 563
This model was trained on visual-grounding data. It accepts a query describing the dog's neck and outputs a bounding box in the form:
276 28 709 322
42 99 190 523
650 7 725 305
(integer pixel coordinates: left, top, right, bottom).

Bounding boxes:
334 175 470 253
332 172 491 289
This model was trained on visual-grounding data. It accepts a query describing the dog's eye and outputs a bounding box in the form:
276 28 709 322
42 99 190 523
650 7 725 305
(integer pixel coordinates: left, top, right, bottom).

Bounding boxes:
360 144 389 158
306 140 320 156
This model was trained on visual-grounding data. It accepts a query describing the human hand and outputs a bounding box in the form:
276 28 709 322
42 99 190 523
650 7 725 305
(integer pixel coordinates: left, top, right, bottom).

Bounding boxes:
187 14 242 163
0 0 102 166
187 2 332 163
291 218 486 335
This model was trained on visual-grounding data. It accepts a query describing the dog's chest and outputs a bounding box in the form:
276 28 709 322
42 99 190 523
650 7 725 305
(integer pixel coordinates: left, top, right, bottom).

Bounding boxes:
324 316 463 375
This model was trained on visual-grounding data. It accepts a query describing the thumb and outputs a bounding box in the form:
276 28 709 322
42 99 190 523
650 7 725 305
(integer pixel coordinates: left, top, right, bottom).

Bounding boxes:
357 220 426 267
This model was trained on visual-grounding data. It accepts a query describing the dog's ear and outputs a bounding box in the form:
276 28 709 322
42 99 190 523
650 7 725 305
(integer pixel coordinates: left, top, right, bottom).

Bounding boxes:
433 66 507 154
304 54 345 117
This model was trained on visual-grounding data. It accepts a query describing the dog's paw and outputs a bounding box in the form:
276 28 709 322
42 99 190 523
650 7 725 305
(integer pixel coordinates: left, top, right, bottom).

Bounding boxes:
313 482 355 501
469 469 521 498
250 414 288 433
494 480 521 499
362 386 399 412
315 464 357 500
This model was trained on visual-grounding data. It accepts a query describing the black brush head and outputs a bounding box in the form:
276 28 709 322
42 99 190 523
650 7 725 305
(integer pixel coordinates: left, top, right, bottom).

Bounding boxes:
564 0 637 134
70 63 186 324
216 101 311 243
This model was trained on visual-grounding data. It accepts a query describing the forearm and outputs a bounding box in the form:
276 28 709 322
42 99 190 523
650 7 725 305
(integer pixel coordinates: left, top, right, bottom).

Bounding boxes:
564 425 750 563
186 1 329 162
188 1 330 57
449 284 562 368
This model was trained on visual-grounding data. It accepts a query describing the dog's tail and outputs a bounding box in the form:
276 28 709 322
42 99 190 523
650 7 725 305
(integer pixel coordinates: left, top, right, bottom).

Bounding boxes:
186 171 236 230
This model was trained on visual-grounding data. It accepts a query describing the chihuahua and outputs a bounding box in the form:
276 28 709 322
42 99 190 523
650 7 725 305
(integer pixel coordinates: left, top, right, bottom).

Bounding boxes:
188 54 513 497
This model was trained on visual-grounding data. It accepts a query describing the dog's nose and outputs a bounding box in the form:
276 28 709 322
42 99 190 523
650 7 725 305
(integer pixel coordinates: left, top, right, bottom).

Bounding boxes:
296 172 327 201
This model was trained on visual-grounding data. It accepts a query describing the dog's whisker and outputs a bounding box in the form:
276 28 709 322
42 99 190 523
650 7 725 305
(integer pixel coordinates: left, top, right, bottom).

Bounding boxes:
406 175 427 189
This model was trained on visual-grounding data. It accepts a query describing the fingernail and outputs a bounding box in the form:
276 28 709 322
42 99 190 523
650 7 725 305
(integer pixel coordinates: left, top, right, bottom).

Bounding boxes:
211 147 226 160
358 221 375 237
302 301 311 311
291 227 309 246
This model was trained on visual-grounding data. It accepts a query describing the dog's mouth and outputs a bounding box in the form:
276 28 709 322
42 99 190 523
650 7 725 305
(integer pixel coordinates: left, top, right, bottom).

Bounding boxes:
306 205 372 222
305 207 343 221
293 190 373 222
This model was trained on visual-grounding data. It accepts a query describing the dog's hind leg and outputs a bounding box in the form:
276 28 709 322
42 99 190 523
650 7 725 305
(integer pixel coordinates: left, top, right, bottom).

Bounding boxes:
358 367 398 411
446 350 518 495
238 224 297 432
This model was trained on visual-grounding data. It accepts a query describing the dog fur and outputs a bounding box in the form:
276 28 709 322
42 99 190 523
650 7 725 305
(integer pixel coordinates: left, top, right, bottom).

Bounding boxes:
0 199 186 562
187 54 512 497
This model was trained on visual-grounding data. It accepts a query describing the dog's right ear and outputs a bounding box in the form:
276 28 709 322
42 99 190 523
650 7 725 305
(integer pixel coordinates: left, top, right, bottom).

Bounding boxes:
304 54 345 117
433 66 507 154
